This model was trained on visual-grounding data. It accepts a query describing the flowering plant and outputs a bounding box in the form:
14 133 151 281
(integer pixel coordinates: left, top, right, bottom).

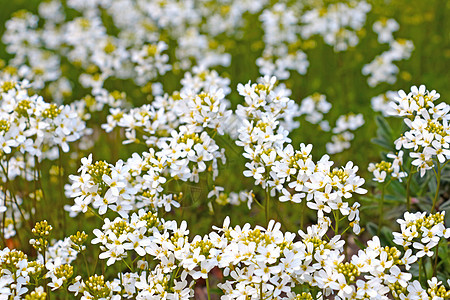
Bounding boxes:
0 0 449 299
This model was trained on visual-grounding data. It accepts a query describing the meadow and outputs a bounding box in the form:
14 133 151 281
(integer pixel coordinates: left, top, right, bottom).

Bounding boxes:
0 0 449 299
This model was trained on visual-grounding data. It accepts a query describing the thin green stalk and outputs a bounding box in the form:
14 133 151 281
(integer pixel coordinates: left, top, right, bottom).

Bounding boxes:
431 161 441 212
260 281 263 300
334 210 339 235
378 185 385 236
265 186 270 224
0 161 27 223
88 207 104 221
433 242 439 277
405 166 414 210
300 199 306 231
419 258 422 283
58 147 67 237
123 258 133 272
206 276 211 300
83 252 91 276
421 258 428 282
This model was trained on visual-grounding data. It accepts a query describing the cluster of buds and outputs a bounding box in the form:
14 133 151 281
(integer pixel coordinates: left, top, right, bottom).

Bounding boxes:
24 287 47 300
30 220 53 253
69 231 88 252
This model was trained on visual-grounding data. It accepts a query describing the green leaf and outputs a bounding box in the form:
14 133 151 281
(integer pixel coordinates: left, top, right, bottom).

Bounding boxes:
439 199 450 211
375 115 393 141
366 222 377 236
380 227 395 247
353 237 366 250
371 137 393 150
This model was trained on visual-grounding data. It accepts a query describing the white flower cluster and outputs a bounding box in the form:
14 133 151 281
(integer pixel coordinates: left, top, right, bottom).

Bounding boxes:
301 1 371 51
326 113 365 154
0 233 85 298
1 0 249 96
21 215 443 300
389 85 449 176
362 38 414 87
256 45 309 80
0 79 90 159
299 93 332 129
393 211 450 258
104 67 232 144
257 3 309 79
1 0 410 102
0 191 25 240
131 41 171 86
207 186 254 209
369 151 407 183
234 78 365 232
373 18 400 44
371 90 397 116
68 122 225 216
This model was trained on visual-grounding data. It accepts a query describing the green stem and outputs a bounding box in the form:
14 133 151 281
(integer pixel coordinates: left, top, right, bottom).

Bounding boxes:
265 186 270 224
433 242 439 277
88 207 104 221
83 252 91 276
405 166 414 210
334 210 339 235
206 276 211 300
123 258 133 272
378 185 385 236
419 258 422 283
300 199 306 231
431 161 441 212
58 147 66 237
260 281 263 300
421 258 428 283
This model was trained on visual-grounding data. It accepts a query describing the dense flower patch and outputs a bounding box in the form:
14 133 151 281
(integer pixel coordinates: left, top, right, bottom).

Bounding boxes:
0 0 449 299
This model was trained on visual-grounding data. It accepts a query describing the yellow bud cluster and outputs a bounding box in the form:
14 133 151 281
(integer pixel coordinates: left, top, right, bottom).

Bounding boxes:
0 120 10 133
15 99 32 118
294 292 313 300
27 261 45 277
70 231 88 251
103 42 116 54
146 44 158 56
54 264 74 281
329 168 349 184
244 228 275 246
304 237 332 250
375 161 393 173
42 104 61 119
0 250 27 274
87 161 112 185
426 120 446 137
411 93 434 109
139 211 162 230
389 281 407 300
177 132 202 144
24 287 47 300
335 262 360 283
85 275 110 298
383 246 401 264
254 83 272 97
428 285 450 299
407 212 444 232
255 120 269 132
32 220 53 238
172 91 182 101
192 240 214 258
1 81 15 93
109 220 132 238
